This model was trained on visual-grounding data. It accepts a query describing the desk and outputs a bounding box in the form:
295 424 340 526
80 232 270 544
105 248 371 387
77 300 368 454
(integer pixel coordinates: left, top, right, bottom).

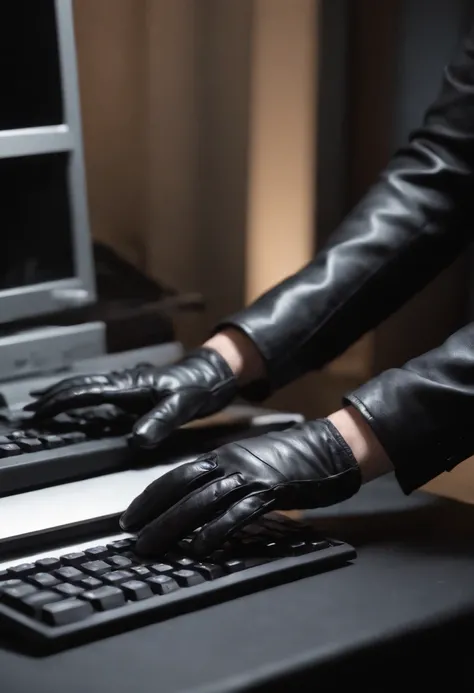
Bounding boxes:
2 475 474 692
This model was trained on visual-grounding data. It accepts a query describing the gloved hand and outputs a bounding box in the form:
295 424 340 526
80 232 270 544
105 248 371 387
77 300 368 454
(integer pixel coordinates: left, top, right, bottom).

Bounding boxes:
25 348 237 448
120 418 362 556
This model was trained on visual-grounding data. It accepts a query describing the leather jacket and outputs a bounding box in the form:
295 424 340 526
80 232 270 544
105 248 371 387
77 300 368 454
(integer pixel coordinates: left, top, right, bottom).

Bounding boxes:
216 25 474 495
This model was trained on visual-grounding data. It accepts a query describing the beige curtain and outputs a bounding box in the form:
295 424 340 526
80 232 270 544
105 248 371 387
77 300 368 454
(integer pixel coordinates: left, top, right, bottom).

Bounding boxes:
73 0 318 339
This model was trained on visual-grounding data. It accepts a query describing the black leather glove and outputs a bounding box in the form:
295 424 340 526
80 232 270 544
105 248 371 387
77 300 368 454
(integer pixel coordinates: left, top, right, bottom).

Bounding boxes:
25 348 237 448
120 418 362 556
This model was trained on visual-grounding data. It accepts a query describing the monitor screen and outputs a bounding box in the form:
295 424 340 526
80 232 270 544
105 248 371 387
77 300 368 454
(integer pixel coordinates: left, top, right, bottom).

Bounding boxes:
0 153 75 292
0 0 63 131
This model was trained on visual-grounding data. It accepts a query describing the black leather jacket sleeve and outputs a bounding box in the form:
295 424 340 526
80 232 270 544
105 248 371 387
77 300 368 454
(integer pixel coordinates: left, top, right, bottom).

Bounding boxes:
216 26 474 400
345 321 474 494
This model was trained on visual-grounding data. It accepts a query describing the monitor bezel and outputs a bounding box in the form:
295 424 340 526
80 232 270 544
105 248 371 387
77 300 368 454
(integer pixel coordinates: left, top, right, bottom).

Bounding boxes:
0 0 95 326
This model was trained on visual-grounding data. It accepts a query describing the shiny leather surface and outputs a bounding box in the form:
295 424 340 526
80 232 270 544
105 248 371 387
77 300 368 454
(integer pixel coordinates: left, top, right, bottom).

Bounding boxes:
217 26 474 493
26 348 237 449
120 418 361 555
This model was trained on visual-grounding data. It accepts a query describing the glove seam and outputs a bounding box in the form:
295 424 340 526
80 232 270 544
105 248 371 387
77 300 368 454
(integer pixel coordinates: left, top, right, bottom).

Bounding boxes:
345 393 396 464
194 346 236 383
232 442 289 483
321 418 359 469
273 467 359 492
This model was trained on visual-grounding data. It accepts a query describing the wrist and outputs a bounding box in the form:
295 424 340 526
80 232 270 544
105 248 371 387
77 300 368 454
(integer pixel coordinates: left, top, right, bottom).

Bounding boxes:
327 406 393 483
203 328 266 386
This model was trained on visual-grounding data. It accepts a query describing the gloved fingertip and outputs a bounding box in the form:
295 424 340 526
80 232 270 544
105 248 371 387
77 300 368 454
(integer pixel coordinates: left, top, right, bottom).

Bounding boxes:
131 418 169 449
118 514 129 531
29 389 45 398
119 512 134 532
26 406 52 420
119 498 143 532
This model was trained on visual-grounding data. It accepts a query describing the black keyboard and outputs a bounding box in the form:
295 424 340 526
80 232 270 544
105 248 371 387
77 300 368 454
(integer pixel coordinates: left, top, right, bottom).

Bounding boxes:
0 405 301 497
0 513 356 652
0 405 142 496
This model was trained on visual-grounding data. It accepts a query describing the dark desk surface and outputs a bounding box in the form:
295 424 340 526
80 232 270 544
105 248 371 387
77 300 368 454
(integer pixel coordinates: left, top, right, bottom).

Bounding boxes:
3 475 474 693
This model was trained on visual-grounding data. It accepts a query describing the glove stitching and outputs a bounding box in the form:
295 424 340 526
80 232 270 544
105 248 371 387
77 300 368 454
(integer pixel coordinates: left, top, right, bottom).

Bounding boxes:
322 419 359 470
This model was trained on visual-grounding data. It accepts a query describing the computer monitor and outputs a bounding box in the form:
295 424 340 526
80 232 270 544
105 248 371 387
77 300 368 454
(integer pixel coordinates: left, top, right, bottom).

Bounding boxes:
0 0 95 326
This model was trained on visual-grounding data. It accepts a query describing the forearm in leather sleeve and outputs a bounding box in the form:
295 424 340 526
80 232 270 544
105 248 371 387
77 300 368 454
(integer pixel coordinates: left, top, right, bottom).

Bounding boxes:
216 27 474 399
345 321 474 494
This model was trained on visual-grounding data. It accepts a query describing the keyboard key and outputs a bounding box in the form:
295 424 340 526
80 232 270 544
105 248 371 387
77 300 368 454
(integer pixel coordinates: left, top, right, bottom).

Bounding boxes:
0 579 23 592
79 577 103 590
24 429 42 438
223 560 245 574
171 557 195 569
85 546 109 559
81 560 110 576
40 435 67 449
107 555 133 570
149 563 173 575
28 573 60 589
35 557 61 571
42 598 94 626
15 438 44 452
129 565 152 579
193 563 224 580
172 570 205 587
55 583 84 597
261 541 281 556
102 570 134 586
7 431 26 440
147 575 180 595
121 580 153 601
0 436 11 446
107 539 134 552
17 590 63 617
8 563 37 578
308 540 330 551
60 431 88 444
54 567 86 583
62 552 87 566
80 586 126 611
0 443 22 457
286 540 311 555
2 583 38 606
